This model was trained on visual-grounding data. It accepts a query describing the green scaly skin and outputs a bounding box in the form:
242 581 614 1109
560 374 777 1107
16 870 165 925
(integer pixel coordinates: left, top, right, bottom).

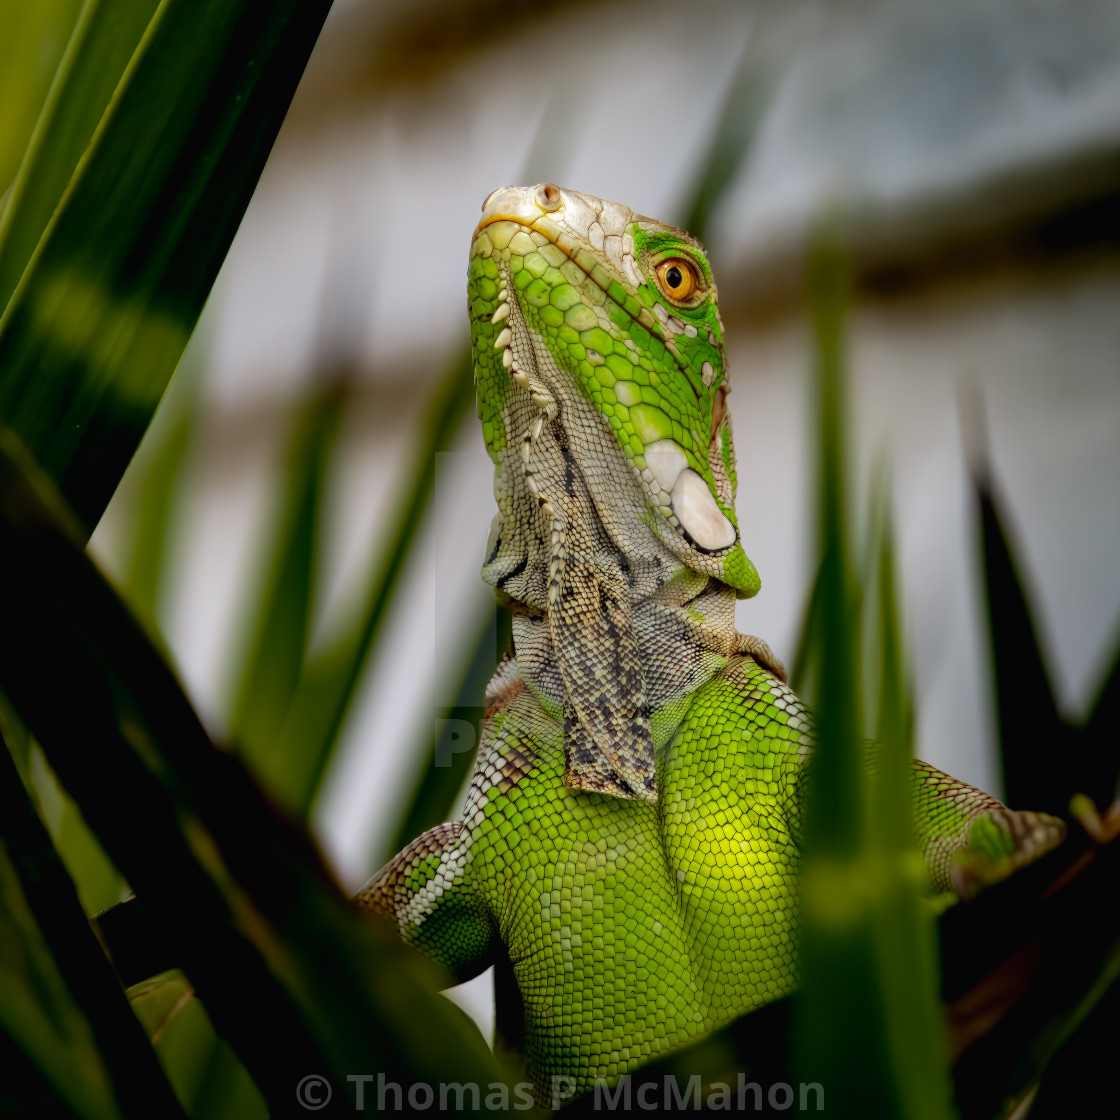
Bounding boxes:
358 185 1065 1100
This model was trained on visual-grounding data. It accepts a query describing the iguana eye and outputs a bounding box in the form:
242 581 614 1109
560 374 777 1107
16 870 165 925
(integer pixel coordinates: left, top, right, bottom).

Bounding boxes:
655 258 699 302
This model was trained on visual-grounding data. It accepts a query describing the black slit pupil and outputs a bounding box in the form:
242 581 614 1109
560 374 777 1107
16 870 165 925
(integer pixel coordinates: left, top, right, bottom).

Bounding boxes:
666 266 683 289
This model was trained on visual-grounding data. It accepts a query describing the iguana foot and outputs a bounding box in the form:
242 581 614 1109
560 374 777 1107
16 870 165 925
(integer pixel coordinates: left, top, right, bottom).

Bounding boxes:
950 808 1067 901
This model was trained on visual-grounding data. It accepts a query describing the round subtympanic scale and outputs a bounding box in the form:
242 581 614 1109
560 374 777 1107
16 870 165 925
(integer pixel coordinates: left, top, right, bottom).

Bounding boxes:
671 469 736 550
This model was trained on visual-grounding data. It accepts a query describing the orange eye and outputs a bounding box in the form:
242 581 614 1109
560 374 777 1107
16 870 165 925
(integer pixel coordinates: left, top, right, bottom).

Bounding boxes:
656 258 699 302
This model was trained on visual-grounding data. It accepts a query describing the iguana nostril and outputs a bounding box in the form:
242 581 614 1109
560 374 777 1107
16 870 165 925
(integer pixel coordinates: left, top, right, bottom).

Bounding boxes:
536 183 562 210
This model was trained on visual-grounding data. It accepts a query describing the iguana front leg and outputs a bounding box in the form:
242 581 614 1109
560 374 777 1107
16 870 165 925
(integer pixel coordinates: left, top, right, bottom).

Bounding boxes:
779 702 1067 897
356 822 497 984
909 760 1066 897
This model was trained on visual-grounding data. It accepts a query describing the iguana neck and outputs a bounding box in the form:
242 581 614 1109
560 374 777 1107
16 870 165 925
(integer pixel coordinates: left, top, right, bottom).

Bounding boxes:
504 572 739 744
481 326 738 801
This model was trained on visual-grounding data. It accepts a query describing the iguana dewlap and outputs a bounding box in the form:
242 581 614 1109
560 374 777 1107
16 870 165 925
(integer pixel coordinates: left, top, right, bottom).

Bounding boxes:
357 185 1064 1097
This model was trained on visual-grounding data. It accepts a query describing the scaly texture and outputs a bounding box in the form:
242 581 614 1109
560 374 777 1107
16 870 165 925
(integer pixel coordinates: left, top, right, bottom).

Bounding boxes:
357 185 1065 1098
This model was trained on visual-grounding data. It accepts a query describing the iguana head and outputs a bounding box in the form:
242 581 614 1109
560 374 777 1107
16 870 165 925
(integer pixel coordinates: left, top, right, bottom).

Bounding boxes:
468 183 759 598
468 184 759 802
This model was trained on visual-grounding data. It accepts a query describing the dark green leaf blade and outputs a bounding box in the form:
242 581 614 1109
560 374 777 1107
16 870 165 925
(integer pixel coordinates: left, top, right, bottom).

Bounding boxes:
127 971 268 1120
0 728 186 1118
116 314 206 630
800 221 863 855
793 225 953 1120
0 0 334 532
794 222 886 1117
0 0 83 200
868 502 953 1119
968 452 1074 814
0 426 505 1112
0 0 160 314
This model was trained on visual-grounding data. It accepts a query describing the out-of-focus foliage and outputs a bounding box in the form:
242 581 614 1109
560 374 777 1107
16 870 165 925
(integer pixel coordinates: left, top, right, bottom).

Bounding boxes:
0 430 506 1114
0 0 334 531
972 434 1120 817
259 355 477 819
791 227 953 1119
128 971 266 1120
0 0 83 201
0 0 157 315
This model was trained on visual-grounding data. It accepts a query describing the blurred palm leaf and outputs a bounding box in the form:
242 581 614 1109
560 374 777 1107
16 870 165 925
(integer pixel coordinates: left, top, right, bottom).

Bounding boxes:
0 427 506 1113
866 500 952 1118
0 0 83 200
0 863 119 1120
0 3 516 1113
0 0 335 532
1 684 125 921
277 352 477 819
0 0 160 314
128 972 267 1120
228 383 345 813
119 325 206 631
386 603 512 859
677 29 777 244
0 723 183 1118
0 6 339 1102
969 431 1120 816
792 225 953 1120
954 401 1120 1116
25 743 126 920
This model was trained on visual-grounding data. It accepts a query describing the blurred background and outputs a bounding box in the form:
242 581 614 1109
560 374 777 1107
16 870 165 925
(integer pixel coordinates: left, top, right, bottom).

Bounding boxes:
82 0 1120 1036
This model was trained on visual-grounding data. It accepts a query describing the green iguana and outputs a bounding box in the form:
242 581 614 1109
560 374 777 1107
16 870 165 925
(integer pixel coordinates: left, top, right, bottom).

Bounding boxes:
356 184 1065 1099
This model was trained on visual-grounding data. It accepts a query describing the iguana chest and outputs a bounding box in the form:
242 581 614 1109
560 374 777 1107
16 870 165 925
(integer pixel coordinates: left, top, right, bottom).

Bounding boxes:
468 660 805 1091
